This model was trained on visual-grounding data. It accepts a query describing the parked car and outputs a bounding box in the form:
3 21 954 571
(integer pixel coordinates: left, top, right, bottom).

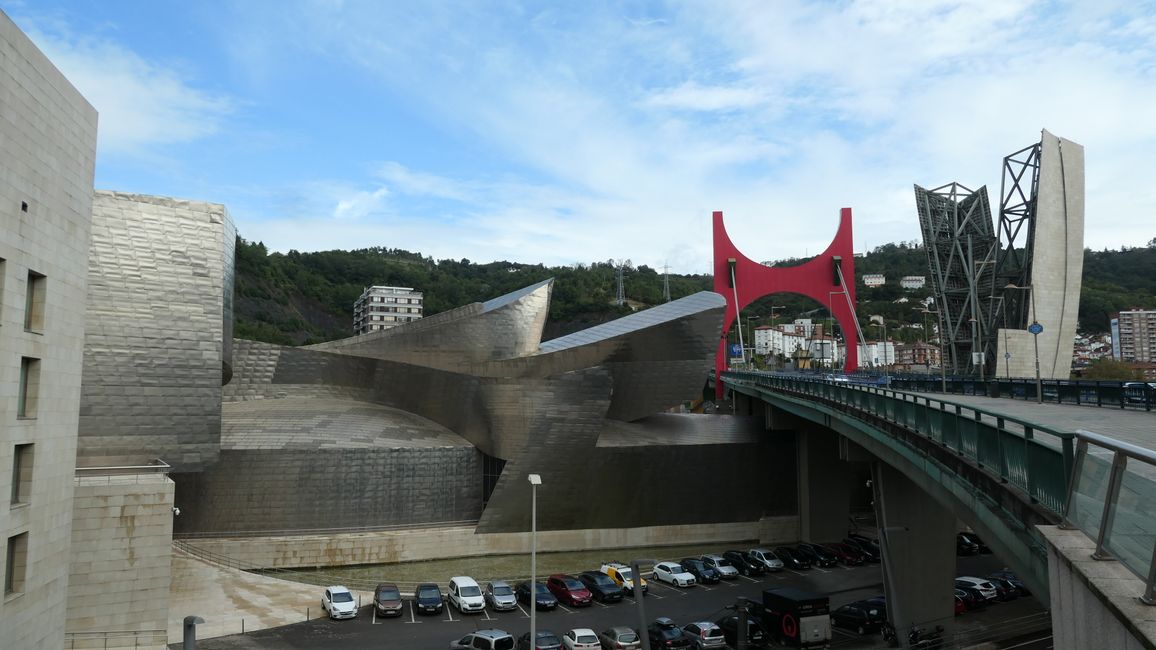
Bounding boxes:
988 570 1030 596
984 575 1020 601
830 602 883 635
598 626 641 650
547 574 593 607
699 554 739 579
515 580 558 610
579 571 625 603
373 582 403 617
414 583 445 614
773 546 811 570
959 531 991 554
681 621 726 648
653 561 697 587
847 532 880 553
519 630 563 650
954 595 966 616
448 576 487 614
562 628 601 650
451 629 515 650
955 576 999 602
679 558 721 584
954 587 986 611
747 548 785 572
823 542 865 566
843 537 881 561
723 550 765 576
321 585 358 620
601 562 648 594
647 618 691 648
794 543 838 568
1124 381 1156 404
487 580 518 611
713 614 767 648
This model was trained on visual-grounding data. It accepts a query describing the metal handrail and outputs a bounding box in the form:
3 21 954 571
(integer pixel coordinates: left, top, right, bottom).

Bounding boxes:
75 459 171 474
1062 429 1156 604
64 629 167 649
174 518 479 539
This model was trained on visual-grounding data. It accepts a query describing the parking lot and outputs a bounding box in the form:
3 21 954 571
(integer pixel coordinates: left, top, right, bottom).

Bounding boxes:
176 552 1048 649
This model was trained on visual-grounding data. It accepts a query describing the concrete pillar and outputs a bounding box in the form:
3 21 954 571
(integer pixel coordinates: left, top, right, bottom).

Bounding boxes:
872 462 956 641
798 426 854 542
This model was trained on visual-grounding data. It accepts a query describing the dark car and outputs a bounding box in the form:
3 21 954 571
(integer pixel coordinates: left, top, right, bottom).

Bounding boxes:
842 537 881 562
518 630 563 650
413 582 444 615
773 546 811 570
823 542 864 566
515 581 558 610
831 602 884 635
955 533 979 556
714 614 767 648
546 574 593 607
988 570 1030 596
985 575 1020 601
847 533 880 553
794 543 837 568
959 532 991 554
846 538 878 559
373 582 404 617
723 550 766 577
679 558 721 584
954 587 987 610
647 617 691 648
578 571 625 603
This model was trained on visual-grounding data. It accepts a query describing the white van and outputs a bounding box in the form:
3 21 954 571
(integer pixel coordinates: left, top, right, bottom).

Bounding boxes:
448 576 486 613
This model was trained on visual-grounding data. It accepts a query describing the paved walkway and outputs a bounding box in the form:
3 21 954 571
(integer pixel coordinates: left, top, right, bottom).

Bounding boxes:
168 548 373 642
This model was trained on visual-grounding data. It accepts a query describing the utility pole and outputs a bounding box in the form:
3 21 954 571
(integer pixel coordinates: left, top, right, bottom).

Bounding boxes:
662 263 671 303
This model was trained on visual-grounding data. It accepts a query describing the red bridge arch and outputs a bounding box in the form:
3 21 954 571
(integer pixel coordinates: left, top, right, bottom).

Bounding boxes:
713 208 859 397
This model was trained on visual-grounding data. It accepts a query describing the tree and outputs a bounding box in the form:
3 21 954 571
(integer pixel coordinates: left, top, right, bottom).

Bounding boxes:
1080 358 1141 380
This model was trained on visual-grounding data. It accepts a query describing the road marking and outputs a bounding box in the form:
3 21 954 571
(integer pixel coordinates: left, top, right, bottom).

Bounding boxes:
594 599 610 608
517 604 529 617
405 602 420 624
1002 635 1054 650
372 609 377 625
482 609 493 620
740 575 759 583
445 607 456 622
558 604 575 613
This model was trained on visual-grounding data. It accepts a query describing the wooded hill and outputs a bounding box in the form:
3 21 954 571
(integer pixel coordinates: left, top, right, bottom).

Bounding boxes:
233 237 1156 346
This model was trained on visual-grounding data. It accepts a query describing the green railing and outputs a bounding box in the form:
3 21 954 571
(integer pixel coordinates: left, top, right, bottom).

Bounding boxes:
723 371 1075 517
1062 430 1156 604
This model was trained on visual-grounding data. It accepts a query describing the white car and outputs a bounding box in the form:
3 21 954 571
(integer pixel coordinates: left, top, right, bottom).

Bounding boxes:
700 554 739 579
748 548 785 572
448 576 487 613
955 576 999 601
653 561 697 587
321 585 358 620
562 628 601 650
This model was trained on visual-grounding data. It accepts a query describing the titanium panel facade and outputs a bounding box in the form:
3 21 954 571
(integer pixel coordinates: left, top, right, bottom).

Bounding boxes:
79 192 235 470
0 9 98 648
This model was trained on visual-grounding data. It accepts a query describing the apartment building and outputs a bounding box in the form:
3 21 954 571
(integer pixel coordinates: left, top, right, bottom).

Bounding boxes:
354 285 424 334
1113 309 1156 364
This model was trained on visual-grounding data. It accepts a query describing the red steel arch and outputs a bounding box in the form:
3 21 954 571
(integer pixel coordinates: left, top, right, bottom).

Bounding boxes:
713 208 859 397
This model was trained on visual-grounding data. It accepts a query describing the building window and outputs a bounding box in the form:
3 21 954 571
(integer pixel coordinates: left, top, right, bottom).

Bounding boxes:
10 444 33 506
17 358 40 419
24 271 46 333
5 532 28 596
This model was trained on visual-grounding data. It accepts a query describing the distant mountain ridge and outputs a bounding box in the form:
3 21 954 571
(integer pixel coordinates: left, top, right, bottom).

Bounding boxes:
233 237 1156 346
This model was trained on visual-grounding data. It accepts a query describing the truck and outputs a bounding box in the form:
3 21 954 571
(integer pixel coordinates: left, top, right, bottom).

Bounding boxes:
760 587 831 648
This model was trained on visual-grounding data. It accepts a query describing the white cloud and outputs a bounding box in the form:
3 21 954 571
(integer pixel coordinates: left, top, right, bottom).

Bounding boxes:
27 29 232 157
333 186 390 220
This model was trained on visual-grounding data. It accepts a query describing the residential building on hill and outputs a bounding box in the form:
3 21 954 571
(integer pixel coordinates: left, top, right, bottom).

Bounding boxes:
354 286 424 334
1112 309 1156 364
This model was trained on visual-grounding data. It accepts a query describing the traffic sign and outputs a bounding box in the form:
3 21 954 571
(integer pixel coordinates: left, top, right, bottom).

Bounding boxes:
1004 352 1011 359
1028 322 1043 335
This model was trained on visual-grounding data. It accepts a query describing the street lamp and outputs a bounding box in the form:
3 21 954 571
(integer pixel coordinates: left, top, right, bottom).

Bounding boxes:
528 474 542 647
746 316 760 368
916 306 947 393
870 321 889 374
1006 284 1043 403
828 291 847 370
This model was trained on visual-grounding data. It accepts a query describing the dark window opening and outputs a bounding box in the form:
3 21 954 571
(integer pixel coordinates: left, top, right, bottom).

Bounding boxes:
482 453 506 504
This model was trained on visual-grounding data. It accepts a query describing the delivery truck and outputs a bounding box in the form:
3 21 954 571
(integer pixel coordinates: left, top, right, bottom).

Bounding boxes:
761 587 831 648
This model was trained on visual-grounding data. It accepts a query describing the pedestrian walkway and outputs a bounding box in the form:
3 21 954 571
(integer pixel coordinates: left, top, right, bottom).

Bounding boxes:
167 548 373 642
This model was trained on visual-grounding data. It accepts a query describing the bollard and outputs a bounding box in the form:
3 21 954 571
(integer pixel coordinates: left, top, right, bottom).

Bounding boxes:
183 615 205 650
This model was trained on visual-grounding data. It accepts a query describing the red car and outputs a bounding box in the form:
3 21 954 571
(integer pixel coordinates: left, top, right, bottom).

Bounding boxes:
546 574 593 607
823 542 865 566
954 595 966 615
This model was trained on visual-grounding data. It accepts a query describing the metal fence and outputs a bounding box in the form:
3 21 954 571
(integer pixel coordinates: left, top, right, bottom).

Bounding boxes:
724 371 1075 517
64 629 167 649
880 373 1155 411
173 518 479 540
1062 429 1156 604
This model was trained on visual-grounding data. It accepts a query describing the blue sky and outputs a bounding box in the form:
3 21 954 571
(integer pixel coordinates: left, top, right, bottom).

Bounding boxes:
5 1 1155 274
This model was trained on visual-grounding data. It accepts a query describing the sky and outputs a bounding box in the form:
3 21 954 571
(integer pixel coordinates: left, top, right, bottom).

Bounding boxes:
5 1 1155 274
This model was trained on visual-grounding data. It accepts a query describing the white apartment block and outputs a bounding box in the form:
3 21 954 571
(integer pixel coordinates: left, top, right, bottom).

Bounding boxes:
857 340 896 367
900 275 926 289
754 326 808 358
1 10 98 648
354 285 424 334
1113 309 1156 363
863 273 886 287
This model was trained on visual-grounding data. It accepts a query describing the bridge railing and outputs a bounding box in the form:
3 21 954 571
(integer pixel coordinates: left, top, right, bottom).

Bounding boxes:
723 371 1076 517
881 373 1154 411
1062 429 1156 604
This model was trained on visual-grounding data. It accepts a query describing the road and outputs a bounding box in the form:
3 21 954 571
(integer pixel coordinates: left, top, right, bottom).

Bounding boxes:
176 554 1048 649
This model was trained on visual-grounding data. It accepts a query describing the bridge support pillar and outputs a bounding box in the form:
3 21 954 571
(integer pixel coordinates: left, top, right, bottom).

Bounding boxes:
798 426 855 542
873 461 956 640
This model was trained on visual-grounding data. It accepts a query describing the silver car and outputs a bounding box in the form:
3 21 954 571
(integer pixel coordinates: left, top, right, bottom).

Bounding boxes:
682 621 726 649
748 547 785 572
486 580 518 611
700 554 739 579
598 626 641 650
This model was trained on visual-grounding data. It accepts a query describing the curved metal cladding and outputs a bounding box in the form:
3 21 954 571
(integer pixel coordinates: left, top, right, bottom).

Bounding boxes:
306 279 553 371
79 191 234 471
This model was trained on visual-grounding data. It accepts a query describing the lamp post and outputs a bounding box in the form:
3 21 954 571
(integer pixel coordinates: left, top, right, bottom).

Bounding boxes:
747 316 759 368
1006 284 1043 403
528 474 542 647
870 321 888 374
828 291 846 370
917 306 947 393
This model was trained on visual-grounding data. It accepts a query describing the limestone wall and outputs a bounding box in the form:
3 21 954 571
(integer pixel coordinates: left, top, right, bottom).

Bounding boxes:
66 473 175 649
